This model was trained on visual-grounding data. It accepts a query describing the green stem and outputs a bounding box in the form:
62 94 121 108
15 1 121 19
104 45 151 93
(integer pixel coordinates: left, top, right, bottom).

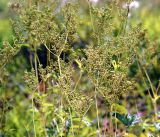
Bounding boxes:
136 54 157 120
69 108 74 136
109 106 114 137
33 47 38 137
88 0 95 32
57 56 62 76
95 91 101 136
95 71 101 137
32 95 36 137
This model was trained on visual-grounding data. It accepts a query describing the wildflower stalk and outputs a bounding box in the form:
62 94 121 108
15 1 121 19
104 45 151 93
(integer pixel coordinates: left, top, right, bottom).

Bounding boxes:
143 68 158 120
95 71 101 137
122 2 130 35
31 94 37 137
136 54 158 120
114 107 117 137
87 1 101 135
110 105 114 137
87 0 95 32
69 108 75 136
57 56 62 76
32 47 38 137
95 88 100 136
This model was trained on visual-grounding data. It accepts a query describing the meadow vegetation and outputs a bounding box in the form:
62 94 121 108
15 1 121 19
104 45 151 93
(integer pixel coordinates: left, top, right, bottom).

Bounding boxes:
0 0 160 136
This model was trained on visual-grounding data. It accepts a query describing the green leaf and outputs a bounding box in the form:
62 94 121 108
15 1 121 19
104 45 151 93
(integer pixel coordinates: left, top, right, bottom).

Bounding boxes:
112 103 128 114
112 113 141 127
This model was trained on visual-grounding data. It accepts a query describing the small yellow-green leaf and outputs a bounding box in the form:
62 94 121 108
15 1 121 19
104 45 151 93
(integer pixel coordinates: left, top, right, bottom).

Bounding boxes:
112 103 127 114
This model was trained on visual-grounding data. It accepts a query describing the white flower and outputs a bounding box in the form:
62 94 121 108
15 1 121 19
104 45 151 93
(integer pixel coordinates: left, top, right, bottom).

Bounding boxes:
90 0 99 4
155 122 160 131
123 1 140 9
129 1 140 9
148 132 154 137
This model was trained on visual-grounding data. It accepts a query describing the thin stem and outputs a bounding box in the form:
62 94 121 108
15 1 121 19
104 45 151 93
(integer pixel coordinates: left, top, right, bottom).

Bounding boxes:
143 68 155 97
34 48 38 82
88 0 95 32
114 107 117 137
29 54 33 69
33 47 38 137
136 54 157 119
57 56 62 76
57 32 68 76
78 117 83 135
36 54 41 65
39 110 48 137
31 95 36 137
95 71 101 137
0 104 5 134
87 0 101 45
60 99 63 137
144 68 158 120
137 61 153 100
153 100 158 120
23 124 31 137
53 117 60 133
73 72 82 92
95 92 100 137
43 44 57 57
69 108 75 136
133 91 139 114
57 32 68 137
109 105 114 137
47 44 51 66
122 3 130 35
156 80 160 95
